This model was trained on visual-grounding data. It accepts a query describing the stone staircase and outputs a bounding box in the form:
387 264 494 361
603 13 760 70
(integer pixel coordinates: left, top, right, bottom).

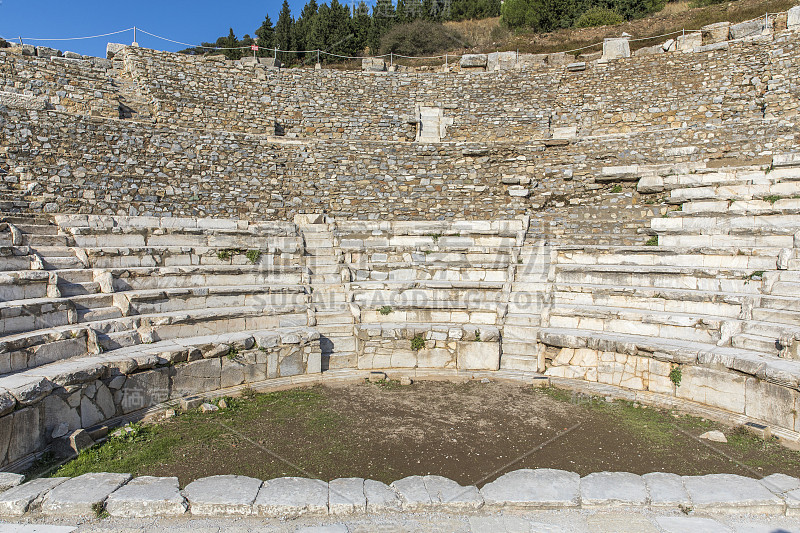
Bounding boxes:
299 219 355 371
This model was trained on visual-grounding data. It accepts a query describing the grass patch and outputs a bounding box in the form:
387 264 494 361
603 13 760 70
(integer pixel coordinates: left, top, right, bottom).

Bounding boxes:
378 305 393 315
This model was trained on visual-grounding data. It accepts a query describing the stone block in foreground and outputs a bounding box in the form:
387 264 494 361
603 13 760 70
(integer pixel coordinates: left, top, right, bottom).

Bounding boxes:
422 475 483 511
105 476 187 517
364 479 401 513
0 477 68 516
683 474 785 514
328 477 366 515
254 477 328 517
41 472 131 516
0 472 24 492
182 475 261 516
480 469 580 509
642 472 690 509
580 472 647 508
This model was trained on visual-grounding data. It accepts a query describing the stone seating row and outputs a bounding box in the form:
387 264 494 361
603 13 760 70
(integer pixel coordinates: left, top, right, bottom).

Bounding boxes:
0 469 798 518
0 327 321 468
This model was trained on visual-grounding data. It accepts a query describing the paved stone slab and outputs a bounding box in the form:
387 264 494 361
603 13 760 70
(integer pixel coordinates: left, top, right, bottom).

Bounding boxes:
0 474 24 493
254 477 328 518
328 478 366 515
642 472 690 509
760 473 800 495
105 476 187 517
182 475 261 516
586 511 660 533
480 468 580 509
41 473 131 516
422 475 483 511
580 472 647 508
0 478 68 516
391 476 432 511
683 474 785 514
363 479 400 513
0 525 77 532
294 526 349 533
655 516 733 533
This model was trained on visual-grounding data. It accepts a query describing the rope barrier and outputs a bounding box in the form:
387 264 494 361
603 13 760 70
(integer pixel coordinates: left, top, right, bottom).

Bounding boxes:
7 9 789 61
14 28 135 42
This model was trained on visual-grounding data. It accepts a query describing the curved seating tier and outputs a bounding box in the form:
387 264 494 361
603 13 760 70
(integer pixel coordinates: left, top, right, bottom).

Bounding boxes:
541 155 800 436
0 215 321 469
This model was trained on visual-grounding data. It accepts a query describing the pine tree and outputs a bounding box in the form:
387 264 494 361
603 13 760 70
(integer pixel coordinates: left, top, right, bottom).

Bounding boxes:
351 1 372 55
275 0 295 63
327 0 354 56
255 15 275 57
368 0 396 54
218 28 242 60
295 0 319 62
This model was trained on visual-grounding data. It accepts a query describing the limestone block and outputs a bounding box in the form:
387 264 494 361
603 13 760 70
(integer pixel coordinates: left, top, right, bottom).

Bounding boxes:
390 476 432 511
254 477 328 517
106 43 126 59
364 479 401 512
7 406 43 464
42 472 132 516
552 126 577 140
459 54 487 68
36 46 61 58
0 477 68 515
0 472 24 492
417 348 454 368
362 58 386 72
677 366 746 414
789 6 800 30
730 19 764 39
171 359 221 398
702 22 730 44
580 472 647 508
745 378 799 431
0 91 48 111
121 367 171 414
457 342 500 370
760 473 800 496
183 475 262 515
682 474 785 514
421 475 482 510
677 32 702 51
637 175 664 194
481 469 580 509
106 476 187 517
601 37 630 61
643 472 690 509
487 51 517 71
329 477 366 515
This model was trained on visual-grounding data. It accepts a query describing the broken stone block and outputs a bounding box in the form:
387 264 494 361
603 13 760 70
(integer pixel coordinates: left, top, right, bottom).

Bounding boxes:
699 430 728 443
790 6 800 30
106 43 126 59
601 36 630 61
459 54 487 68
361 58 386 72
702 22 730 44
200 402 219 413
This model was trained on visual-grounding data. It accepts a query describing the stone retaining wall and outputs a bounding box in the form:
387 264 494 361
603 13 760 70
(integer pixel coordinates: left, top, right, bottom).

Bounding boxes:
0 328 320 469
1 468 799 518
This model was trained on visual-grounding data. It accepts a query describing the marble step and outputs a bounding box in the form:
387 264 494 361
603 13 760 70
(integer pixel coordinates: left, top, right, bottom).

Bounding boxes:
732 333 782 355
57 281 101 297
77 305 123 323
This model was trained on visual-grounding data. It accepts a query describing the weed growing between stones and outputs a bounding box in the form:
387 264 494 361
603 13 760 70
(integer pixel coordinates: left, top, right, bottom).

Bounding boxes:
610 185 623 193
411 334 425 351
763 195 782 204
227 347 239 360
669 366 682 387
246 249 262 264
475 330 481 341
645 236 659 246
379 305 393 315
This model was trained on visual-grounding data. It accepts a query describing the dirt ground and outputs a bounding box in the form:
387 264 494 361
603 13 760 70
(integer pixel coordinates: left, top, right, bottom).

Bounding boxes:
46 380 800 487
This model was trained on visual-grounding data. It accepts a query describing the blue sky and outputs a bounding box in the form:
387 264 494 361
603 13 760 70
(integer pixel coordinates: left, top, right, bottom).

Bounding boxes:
0 0 358 57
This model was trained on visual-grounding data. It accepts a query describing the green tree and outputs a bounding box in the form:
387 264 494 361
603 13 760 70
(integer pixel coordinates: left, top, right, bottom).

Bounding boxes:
351 1 372 55
327 0 354 55
218 28 242 60
368 0 396 53
275 0 296 63
294 0 319 62
255 15 275 56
